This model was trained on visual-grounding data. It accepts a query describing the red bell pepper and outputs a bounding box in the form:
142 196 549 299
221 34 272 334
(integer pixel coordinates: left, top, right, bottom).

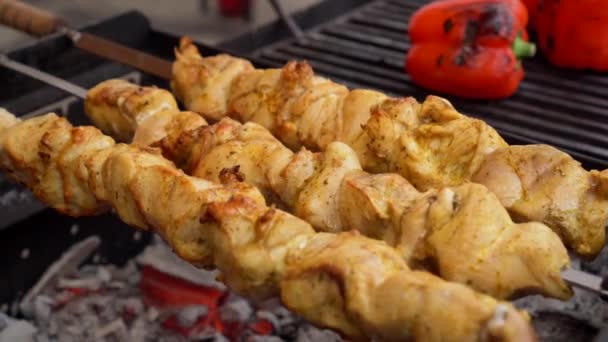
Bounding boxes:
219 0 251 18
534 0 608 71
406 0 536 99
520 0 539 27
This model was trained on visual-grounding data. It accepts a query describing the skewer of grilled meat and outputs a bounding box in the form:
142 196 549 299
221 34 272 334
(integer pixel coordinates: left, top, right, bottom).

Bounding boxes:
85 79 571 300
171 37 608 258
0 109 536 342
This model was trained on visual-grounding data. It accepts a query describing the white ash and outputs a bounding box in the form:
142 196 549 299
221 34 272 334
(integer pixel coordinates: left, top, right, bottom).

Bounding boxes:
20 248 30 259
196 331 230 342
69 224 79 235
97 266 112 283
0 188 34 208
15 237 345 342
57 276 102 290
32 296 54 322
21 257 344 342
176 305 209 328
137 242 225 290
220 295 253 322
582 245 608 277
94 319 130 340
295 324 342 342
515 252 608 336
246 335 284 342
121 297 145 316
515 287 608 329
25 262 188 342
0 313 7 330
10 301 19 316
129 316 148 342
146 307 160 322
20 236 101 317
0 312 37 342
188 327 218 340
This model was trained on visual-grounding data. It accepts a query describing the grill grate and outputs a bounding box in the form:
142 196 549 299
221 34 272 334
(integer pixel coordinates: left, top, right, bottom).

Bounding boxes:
252 0 608 170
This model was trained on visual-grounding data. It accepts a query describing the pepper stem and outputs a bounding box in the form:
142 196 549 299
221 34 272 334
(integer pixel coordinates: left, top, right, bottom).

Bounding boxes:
512 36 536 59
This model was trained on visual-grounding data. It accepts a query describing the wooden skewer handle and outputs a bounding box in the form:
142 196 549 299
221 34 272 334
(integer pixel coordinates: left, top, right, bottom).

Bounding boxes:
0 0 64 37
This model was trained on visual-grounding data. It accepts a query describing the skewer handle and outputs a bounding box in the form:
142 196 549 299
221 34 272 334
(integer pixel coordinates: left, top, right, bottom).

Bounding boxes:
0 0 64 37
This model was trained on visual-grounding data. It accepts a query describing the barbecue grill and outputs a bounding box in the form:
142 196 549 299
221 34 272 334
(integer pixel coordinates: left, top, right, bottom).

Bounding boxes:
1 1 608 341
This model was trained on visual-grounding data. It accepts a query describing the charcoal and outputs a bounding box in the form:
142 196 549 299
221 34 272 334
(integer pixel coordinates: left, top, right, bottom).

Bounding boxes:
246 334 284 342
32 296 54 322
65 324 83 336
0 313 7 330
20 248 30 259
92 254 102 264
70 224 79 235
158 335 187 342
46 319 58 336
88 294 114 310
108 281 127 290
17 239 341 342
123 297 145 316
176 305 209 328
94 319 129 340
137 242 224 290
532 312 598 342
80 264 99 274
515 287 608 328
146 307 160 322
190 330 230 342
583 246 608 277
81 313 100 333
220 296 253 322
127 272 141 287
10 301 19 316
256 310 280 331
34 334 50 342
0 189 31 208
256 298 282 312
129 317 148 342
295 324 342 342
276 322 300 340
97 266 113 283
212 333 230 342
56 332 76 342
20 236 101 318
250 301 298 339
0 313 37 342
57 276 102 290
272 307 298 330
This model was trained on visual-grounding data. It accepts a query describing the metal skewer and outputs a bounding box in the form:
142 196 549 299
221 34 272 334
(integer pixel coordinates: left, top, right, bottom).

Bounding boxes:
0 55 87 99
3 56 608 300
268 0 304 39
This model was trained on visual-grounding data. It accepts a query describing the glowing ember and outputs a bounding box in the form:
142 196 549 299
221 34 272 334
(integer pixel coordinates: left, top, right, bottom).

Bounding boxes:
6 239 341 341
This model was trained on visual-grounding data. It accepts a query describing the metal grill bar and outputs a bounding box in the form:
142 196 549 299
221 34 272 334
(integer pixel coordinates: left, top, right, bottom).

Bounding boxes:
253 0 608 170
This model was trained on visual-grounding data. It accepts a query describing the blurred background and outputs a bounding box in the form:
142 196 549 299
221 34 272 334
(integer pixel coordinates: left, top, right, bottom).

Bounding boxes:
0 0 320 51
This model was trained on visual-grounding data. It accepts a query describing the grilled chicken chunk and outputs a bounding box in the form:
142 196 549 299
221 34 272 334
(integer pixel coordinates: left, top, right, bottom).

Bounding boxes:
83 79 572 300
473 145 608 257
0 111 536 342
171 37 608 258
